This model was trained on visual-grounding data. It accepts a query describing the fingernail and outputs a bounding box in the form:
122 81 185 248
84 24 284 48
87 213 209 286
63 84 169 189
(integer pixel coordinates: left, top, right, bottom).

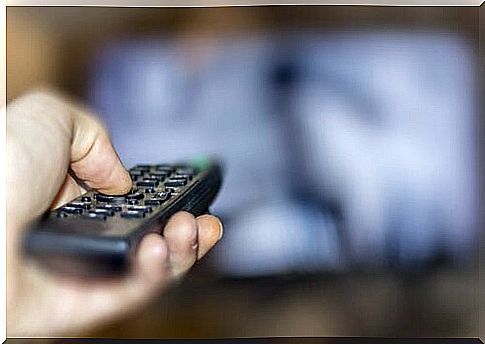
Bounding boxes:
216 217 224 240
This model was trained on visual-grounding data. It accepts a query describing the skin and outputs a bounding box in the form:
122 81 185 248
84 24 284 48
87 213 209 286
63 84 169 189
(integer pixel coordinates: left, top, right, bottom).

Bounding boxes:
6 89 223 337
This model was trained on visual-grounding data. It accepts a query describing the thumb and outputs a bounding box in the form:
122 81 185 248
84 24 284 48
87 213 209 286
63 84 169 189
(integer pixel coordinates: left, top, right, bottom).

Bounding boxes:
6 89 132 229
69 111 132 195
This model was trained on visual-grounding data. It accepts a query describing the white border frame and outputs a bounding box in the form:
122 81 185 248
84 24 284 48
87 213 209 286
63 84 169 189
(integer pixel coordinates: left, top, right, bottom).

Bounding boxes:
2 1 483 342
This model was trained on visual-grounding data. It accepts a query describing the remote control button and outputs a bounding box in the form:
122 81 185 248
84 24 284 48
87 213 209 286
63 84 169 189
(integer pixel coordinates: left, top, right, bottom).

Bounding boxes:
136 179 159 187
156 191 171 200
144 199 164 206
127 205 152 213
175 167 196 175
155 164 173 171
144 187 157 194
67 201 91 209
120 210 145 218
144 191 171 206
94 193 126 203
164 179 187 187
125 191 145 200
81 196 91 202
172 174 192 181
82 212 107 220
132 165 151 173
58 206 84 215
96 204 122 212
88 209 115 216
129 171 144 181
149 172 169 181
164 186 178 193
126 199 140 205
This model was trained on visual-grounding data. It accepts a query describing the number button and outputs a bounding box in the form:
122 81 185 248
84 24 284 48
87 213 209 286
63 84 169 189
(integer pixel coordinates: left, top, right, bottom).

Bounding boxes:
67 201 91 209
82 212 107 220
127 205 152 213
136 179 159 187
144 199 163 206
149 172 169 181
164 179 187 187
88 209 115 216
125 191 145 200
94 193 126 204
120 210 145 218
96 204 122 212
57 206 84 215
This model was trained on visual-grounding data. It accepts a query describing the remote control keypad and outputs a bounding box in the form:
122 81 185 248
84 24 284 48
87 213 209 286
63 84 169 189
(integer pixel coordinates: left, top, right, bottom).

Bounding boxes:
56 164 198 220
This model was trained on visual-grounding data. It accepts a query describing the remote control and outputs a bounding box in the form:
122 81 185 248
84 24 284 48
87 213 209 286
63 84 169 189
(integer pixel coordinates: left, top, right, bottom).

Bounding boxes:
24 160 223 276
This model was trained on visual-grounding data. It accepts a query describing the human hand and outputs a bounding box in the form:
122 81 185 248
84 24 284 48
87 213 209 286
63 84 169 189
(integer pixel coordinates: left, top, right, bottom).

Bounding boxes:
6 89 223 337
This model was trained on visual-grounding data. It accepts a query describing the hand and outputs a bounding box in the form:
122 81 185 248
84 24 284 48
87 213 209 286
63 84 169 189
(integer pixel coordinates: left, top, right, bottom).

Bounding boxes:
6 89 223 337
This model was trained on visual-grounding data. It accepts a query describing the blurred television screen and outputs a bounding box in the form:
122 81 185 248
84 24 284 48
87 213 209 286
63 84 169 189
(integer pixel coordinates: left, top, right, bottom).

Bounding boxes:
88 30 478 277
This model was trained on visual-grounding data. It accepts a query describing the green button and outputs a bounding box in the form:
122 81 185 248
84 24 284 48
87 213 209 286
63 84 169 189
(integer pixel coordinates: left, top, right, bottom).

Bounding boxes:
190 156 211 171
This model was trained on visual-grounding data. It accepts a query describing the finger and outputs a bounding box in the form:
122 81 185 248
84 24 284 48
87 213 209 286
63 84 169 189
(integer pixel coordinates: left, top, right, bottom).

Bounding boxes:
7 89 132 225
52 217 199 333
135 233 170 284
82 214 223 320
163 211 198 278
48 234 170 334
69 113 132 195
196 215 223 260
50 174 87 210
103 234 170 308
99 234 169 305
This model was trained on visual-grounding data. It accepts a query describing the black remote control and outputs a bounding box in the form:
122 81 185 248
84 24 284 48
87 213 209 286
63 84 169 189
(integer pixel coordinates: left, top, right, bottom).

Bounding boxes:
24 160 223 276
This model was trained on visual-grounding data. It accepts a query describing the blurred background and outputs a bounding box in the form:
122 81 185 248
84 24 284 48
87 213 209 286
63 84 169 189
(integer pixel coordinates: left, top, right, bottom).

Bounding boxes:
7 6 481 338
